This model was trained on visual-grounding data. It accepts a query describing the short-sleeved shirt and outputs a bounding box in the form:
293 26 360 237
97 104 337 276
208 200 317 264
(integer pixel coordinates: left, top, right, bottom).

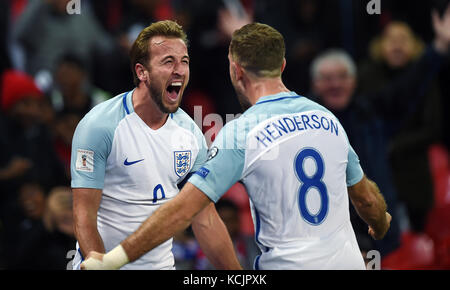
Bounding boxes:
189 91 365 270
71 90 207 270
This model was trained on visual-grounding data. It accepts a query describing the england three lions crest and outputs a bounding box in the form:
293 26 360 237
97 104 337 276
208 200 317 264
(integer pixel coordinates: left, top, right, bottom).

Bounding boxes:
174 150 192 178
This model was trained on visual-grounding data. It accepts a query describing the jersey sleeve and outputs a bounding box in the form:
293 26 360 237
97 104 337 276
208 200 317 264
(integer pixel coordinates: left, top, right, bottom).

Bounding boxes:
334 117 364 187
346 143 364 186
70 116 113 189
188 121 245 202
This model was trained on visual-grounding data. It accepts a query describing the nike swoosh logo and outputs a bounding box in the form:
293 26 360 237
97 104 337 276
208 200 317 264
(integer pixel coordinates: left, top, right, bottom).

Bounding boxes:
124 158 145 166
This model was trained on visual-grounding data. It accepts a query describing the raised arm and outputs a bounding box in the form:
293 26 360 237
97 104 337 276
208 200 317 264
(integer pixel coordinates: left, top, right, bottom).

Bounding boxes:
348 175 391 240
366 4 450 118
73 188 105 258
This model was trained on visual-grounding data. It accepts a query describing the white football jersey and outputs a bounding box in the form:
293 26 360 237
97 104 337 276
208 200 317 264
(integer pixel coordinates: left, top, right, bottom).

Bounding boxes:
189 91 365 270
71 90 207 270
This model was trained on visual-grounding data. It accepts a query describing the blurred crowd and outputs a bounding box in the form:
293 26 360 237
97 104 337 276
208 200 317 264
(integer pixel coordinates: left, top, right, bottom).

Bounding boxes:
0 0 449 270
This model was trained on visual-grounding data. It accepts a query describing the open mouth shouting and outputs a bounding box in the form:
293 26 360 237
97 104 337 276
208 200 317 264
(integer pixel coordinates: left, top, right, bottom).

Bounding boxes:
166 80 183 103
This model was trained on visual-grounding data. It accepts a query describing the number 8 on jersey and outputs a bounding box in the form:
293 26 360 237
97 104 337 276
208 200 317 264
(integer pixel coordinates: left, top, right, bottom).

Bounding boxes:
294 148 329 225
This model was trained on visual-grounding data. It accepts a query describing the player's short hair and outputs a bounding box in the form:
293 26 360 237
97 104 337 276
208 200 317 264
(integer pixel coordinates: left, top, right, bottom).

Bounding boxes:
310 49 357 80
230 23 285 78
130 20 188 86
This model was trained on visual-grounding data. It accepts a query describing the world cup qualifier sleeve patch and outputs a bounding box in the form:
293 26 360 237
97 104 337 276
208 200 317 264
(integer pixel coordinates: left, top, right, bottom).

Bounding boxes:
76 149 94 172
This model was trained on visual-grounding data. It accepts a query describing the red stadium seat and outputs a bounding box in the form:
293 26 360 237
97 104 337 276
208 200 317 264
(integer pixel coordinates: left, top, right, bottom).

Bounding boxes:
381 231 435 270
424 144 450 269
382 144 450 269
424 206 450 269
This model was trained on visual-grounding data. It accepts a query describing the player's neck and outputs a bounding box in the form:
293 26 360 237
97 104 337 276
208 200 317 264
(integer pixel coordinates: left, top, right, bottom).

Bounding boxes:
248 77 290 105
132 86 168 130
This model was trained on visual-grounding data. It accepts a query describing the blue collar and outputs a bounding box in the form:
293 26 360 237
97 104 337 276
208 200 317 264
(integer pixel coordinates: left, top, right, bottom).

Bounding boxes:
122 89 136 114
254 91 300 105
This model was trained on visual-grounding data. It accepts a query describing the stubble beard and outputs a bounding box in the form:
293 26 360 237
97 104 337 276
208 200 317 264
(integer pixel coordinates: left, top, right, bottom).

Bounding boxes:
146 81 180 114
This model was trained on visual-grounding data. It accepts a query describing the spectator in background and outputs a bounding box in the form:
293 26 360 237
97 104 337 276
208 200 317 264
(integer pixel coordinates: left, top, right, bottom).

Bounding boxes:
45 53 111 181
282 0 328 94
311 51 401 258
1 182 47 268
118 0 163 47
6 186 76 269
19 182 47 222
89 0 129 34
0 70 67 191
51 54 111 116
52 111 82 180
43 187 75 245
435 1 450 154
0 70 67 256
430 0 450 161
186 0 252 120
310 7 450 256
195 199 252 270
12 0 114 92
0 70 67 190
253 0 340 95
358 21 442 233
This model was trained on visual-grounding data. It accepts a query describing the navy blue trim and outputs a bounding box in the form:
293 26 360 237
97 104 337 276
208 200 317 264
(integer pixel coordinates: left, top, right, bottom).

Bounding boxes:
78 248 84 262
255 95 301 105
123 92 130 114
254 207 269 253
254 255 261 270
177 172 194 190
170 113 174 119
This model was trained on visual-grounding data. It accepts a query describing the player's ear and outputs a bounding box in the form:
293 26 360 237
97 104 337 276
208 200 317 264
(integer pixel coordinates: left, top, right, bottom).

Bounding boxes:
281 58 286 73
135 63 148 82
234 62 244 81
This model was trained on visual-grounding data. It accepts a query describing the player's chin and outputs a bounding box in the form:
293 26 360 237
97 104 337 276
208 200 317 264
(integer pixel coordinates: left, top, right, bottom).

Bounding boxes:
162 98 182 113
164 92 184 112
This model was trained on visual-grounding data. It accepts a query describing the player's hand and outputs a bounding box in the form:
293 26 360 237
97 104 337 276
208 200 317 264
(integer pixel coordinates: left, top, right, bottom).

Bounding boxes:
80 245 129 270
80 251 107 270
432 2 450 54
368 212 391 240
217 7 252 39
